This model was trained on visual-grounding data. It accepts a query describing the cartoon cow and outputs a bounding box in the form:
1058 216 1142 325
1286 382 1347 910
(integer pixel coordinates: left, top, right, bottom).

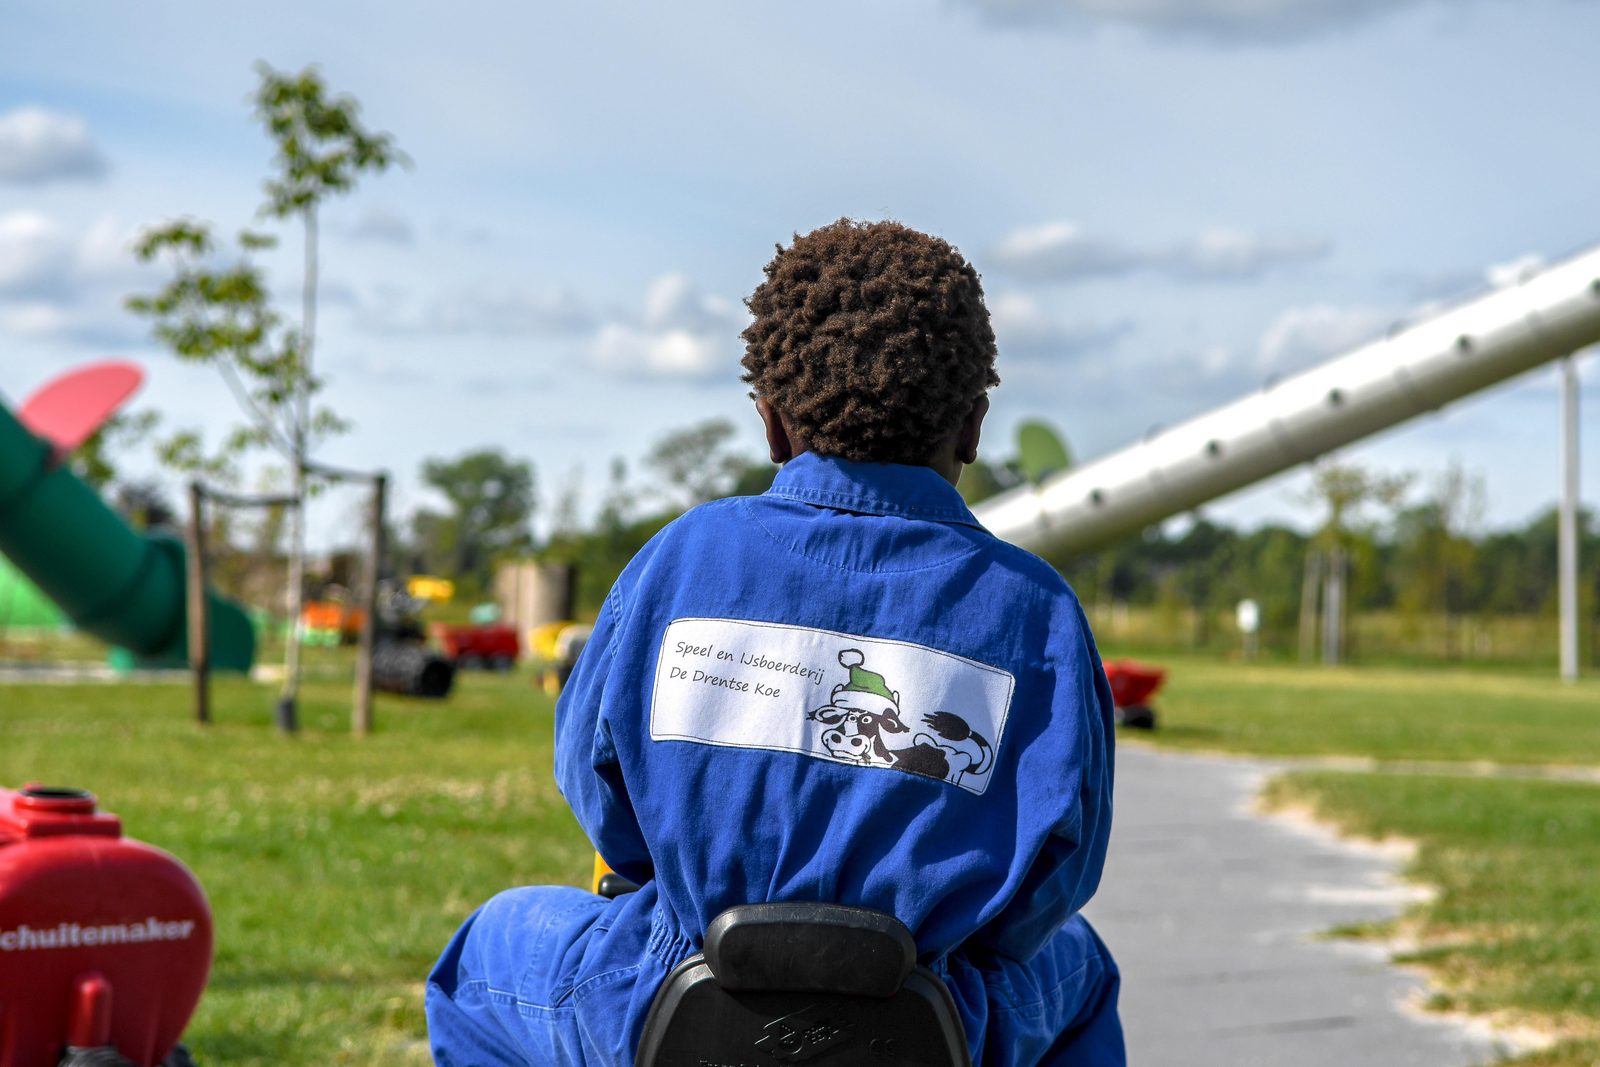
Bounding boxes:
896 711 994 787
807 650 908 766
807 650 994 787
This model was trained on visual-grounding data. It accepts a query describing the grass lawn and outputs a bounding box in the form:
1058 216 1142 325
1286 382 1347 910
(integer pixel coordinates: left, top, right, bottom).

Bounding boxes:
1129 652 1600 763
5 648 1600 1064
1261 772 1600 1066
0 656 591 1066
1124 653 1600 1065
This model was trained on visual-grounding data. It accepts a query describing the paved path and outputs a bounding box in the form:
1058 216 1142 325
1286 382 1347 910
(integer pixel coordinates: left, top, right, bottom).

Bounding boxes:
1081 745 1519 1066
0 663 183 683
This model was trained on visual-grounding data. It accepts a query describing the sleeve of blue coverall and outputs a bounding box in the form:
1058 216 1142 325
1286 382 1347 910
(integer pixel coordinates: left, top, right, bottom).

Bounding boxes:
967 594 1116 961
553 583 654 883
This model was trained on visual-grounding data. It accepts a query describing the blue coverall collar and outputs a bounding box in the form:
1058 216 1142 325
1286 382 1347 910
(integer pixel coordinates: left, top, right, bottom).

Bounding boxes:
765 452 984 529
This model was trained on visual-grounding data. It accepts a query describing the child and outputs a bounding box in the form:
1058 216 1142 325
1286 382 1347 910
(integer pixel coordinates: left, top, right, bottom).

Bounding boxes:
425 219 1123 1066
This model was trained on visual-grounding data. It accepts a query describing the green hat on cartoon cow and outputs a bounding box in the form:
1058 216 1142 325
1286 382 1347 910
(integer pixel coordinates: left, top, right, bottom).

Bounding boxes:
835 649 898 707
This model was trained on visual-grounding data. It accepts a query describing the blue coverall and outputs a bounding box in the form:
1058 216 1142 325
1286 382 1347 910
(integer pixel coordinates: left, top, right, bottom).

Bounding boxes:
426 453 1124 1066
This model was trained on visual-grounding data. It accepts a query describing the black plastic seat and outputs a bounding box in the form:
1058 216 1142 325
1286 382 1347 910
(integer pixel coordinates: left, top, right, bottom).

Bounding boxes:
635 902 970 1066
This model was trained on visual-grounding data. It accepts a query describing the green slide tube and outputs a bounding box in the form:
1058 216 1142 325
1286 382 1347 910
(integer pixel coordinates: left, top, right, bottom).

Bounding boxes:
0 396 255 671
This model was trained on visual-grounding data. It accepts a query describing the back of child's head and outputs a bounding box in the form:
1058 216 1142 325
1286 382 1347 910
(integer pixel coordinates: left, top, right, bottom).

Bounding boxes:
741 219 999 466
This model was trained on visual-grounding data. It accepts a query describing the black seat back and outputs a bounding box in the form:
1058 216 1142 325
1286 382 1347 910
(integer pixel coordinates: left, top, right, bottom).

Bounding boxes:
635 903 970 1066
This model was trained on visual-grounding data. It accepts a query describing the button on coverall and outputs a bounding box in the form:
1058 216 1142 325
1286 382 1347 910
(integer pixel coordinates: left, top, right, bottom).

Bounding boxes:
426 453 1124 1066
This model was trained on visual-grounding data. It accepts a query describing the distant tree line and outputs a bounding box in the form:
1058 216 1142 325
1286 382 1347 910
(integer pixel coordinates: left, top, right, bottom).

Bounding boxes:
1051 505 1597 658
396 419 775 608
91 406 1595 665
393 425 1596 666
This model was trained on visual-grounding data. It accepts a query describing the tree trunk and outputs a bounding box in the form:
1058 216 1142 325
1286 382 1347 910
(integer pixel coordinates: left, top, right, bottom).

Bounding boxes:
187 482 210 725
1559 353 1580 681
276 205 319 733
277 460 304 733
1322 545 1345 665
1299 550 1322 663
352 473 386 737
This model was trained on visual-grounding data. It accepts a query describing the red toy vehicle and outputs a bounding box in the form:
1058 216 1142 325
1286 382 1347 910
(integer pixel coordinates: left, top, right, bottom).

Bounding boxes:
428 622 520 670
1103 659 1165 730
0 785 211 1067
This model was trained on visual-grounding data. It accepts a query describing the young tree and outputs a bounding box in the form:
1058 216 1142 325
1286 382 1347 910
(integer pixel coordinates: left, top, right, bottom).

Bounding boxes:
254 62 405 725
415 449 537 596
1239 524 1310 647
128 220 300 478
1298 462 1410 663
643 419 761 508
129 64 403 726
1391 462 1485 657
1172 518 1237 647
72 409 161 492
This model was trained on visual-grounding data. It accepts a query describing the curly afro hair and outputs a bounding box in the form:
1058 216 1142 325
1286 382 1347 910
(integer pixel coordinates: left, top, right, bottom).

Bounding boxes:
741 219 998 465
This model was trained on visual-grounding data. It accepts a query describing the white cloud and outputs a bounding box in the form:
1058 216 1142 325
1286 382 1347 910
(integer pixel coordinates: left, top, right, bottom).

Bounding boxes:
0 211 145 295
641 273 742 334
1072 302 1394 408
0 212 73 295
425 288 592 335
592 324 727 377
0 107 109 184
989 221 1330 282
346 273 741 380
988 222 1142 280
0 211 150 346
1196 343 1236 378
1169 227 1331 280
954 0 1463 44
351 284 593 336
590 274 746 379
0 300 72 337
1255 303 1394 372
0 299 141 347
1485 252 1544 288
988 293 1129 358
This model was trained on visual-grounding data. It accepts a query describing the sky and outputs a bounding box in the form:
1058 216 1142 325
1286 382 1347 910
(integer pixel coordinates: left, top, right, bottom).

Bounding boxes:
3 0 1598 546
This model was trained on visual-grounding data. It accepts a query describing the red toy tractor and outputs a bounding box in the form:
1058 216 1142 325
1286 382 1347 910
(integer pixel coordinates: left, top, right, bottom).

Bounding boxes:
0 785 211 1067
428 622 520 671
1102 659 1165 730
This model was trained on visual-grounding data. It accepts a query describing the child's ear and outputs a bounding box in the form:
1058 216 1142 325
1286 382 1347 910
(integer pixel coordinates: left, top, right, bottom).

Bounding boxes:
957 395 990 466
756 397 794 464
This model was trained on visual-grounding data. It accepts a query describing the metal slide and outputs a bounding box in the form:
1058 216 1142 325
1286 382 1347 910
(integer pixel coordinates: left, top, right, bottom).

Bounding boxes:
0 394 255 671
972 244 1600 557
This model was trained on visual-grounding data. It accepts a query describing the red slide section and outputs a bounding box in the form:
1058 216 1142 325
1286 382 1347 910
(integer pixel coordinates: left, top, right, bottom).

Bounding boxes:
16 362 144 463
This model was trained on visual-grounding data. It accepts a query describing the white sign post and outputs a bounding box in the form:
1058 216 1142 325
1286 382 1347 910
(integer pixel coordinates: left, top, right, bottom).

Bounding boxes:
1236 598 1261 659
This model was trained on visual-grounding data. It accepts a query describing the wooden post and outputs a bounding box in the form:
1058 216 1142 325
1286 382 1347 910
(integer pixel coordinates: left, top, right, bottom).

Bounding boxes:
352 473 387 736
186 481 210 725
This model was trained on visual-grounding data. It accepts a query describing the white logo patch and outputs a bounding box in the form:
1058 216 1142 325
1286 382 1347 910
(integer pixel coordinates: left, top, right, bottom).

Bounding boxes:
650 618 1015 796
